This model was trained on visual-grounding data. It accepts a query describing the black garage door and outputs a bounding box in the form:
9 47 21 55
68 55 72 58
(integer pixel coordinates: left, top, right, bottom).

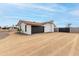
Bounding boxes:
59 28 70 32
31 26 44 34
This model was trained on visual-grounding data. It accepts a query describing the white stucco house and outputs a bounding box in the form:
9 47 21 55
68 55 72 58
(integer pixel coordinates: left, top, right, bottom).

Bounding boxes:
16 20 56 35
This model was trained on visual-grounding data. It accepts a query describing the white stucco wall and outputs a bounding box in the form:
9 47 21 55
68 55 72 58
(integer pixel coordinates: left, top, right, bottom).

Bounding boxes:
27 25 31 34
43 23 54 32
19 22 54 34
20 23 31 34
21 23 25 33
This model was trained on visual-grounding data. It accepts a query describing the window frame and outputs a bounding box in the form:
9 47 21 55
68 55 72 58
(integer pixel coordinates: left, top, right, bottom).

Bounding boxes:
25 25 27 32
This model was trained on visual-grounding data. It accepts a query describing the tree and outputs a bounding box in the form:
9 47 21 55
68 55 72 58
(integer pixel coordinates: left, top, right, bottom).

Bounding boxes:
0 26 1 29
66 23 72 28
17 28 22 33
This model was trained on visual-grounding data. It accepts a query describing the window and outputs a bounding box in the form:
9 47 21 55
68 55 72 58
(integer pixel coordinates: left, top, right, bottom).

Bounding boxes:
25 25 27 32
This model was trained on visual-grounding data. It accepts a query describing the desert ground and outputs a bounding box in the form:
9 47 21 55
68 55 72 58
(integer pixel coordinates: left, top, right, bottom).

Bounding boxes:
0 30 79 56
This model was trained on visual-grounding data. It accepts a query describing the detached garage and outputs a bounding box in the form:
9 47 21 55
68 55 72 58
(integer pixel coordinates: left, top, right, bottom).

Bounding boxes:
17 20 56 34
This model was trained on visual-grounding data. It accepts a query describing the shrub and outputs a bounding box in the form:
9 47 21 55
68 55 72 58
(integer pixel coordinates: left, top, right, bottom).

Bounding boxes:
17 28 22 33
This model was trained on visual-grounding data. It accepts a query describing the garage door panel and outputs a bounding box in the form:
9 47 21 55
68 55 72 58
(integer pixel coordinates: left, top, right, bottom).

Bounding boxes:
32 26 44 34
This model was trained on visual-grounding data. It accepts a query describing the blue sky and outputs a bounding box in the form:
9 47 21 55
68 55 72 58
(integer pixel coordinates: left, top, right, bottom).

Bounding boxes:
0 3 79 27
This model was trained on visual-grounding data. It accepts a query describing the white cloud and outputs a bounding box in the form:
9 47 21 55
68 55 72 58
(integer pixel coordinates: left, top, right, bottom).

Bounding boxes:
0 10 5 15
13 3 67 12
32 5 56 12
3 16 19 19
14 3 31 8
14 3 56 12
69 10 79 16
50 3 67 12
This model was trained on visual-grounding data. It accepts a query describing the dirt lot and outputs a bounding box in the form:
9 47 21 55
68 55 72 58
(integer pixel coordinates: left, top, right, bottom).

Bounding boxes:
0 31 9 39
0 31 79 56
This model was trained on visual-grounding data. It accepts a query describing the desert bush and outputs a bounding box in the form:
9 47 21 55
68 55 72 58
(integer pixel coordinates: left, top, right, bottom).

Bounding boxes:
17 28 22 33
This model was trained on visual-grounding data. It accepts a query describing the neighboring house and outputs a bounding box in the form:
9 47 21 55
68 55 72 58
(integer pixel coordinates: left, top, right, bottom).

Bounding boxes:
16 20 56 35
